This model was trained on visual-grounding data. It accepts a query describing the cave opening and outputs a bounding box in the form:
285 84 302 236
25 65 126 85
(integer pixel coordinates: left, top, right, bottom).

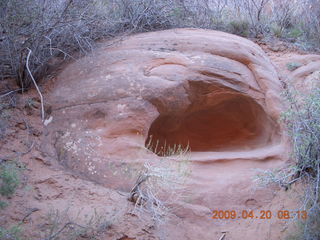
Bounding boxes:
145 94 278 156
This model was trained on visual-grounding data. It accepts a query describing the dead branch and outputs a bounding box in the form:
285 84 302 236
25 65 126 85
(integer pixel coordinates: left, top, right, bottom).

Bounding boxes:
218 232 226 240
26 48 45 122
0 89 23 98
22 208 40 222
129 172 149 203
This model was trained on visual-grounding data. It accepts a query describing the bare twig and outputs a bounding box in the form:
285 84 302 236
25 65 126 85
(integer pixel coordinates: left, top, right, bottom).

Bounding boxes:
45 36 53 56
22 208 40 222
45 47 76 60
218 232 226 240
0 89 23 98
26 48 45 122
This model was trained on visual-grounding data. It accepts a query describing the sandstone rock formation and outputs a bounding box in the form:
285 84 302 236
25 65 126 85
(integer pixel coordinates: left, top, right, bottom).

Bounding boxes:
277 54 320 91
45 29 288 239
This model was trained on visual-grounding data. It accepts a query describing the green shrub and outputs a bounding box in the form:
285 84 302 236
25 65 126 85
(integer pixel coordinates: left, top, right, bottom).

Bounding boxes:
281 88 320 240
256 87 320 239
271 24 283 38
286 62 302 71
0 200 8 209
229 20 250 37
0 161 21 197
282 89 320 173
288 28 303 39
0 225 23 240
42 208 112 240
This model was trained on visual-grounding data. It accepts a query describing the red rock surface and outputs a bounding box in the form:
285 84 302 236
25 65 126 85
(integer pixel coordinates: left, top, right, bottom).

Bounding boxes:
4 27 320 240
37 29 295 239
268 52 320 92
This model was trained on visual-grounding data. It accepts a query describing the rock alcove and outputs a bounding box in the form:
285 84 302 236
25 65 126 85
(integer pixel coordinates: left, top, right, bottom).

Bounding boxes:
146 88 279 156
146 94 275 156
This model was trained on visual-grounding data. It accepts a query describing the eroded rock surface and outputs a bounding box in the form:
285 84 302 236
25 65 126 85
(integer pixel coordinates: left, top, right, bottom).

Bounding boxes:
269 52 320 92
46 29 288 239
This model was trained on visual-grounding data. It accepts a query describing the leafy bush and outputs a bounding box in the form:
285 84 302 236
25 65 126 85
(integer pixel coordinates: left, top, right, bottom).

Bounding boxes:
41 208 112 240
282 88 320 240
0 200 8 209
229 20 250 37
255 87 319 239
288 28 303 39
0 225 23 240
257 87 319 239
271 24 283 38
282 88 320 177
0 161 21 197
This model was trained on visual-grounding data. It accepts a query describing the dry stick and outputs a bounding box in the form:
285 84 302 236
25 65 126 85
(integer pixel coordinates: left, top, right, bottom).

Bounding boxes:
130 173 149 202
22 208 40 222
314 163 320 208
0 89 23 98
26 48 45 122
218 232 226 240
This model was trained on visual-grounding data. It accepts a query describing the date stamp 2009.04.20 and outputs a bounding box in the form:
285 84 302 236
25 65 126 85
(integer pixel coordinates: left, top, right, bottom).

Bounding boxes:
211 210 307 220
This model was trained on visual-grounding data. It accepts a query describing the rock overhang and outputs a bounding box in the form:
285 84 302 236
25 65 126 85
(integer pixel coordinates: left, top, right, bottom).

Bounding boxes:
146 88 280 156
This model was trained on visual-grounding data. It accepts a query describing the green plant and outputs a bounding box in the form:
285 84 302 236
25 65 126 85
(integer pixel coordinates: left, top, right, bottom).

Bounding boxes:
0 161 21 197
0 200 8 209
0 224 23 240
271 24 283 38
285 89 320 240
256 87 320 240
285 220 305 240
282 88 320 174
286 62 302 71
288 28 303 39
42 208 112 240
229 20 250 37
